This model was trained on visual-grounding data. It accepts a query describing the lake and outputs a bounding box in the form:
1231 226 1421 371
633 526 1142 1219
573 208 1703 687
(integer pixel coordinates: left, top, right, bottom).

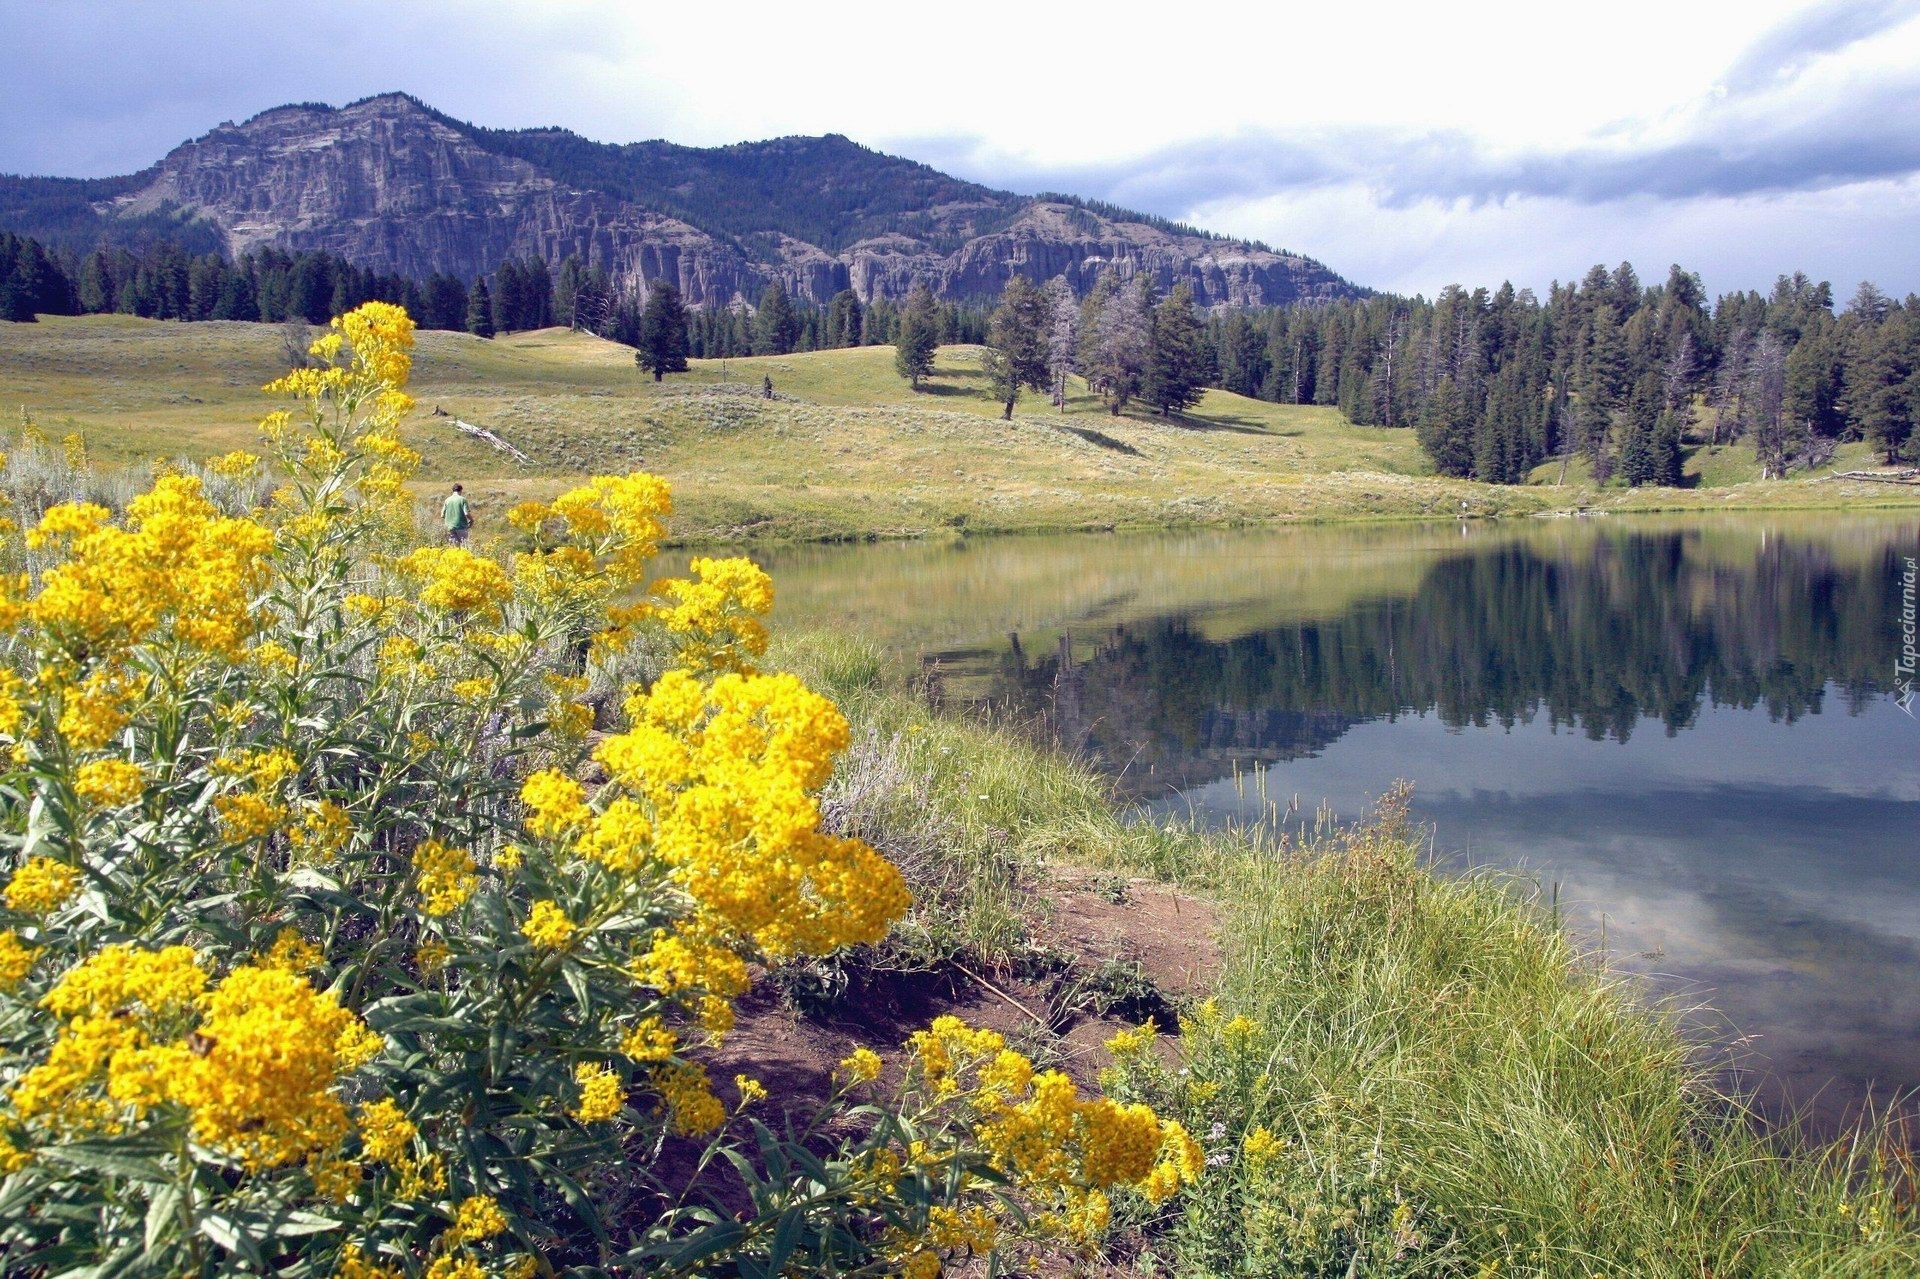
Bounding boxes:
756 513 1920 1132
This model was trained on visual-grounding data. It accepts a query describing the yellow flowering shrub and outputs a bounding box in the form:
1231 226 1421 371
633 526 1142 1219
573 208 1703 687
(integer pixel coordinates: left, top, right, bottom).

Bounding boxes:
0 303 1190 1277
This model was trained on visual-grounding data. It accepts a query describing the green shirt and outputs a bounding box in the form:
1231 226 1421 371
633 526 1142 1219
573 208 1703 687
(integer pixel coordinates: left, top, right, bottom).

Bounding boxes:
442 492 472 531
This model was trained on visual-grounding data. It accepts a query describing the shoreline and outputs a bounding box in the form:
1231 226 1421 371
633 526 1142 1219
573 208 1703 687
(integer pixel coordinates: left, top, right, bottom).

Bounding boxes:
641 487 1920 549
782 634 1920 1270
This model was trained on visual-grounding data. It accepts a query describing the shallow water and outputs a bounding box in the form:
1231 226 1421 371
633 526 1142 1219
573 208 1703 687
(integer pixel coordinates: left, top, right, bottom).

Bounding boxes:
756 513 1920 1131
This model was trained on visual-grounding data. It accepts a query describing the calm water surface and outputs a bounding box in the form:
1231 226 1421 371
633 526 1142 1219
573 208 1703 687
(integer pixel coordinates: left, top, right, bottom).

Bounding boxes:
757 513 1920 1131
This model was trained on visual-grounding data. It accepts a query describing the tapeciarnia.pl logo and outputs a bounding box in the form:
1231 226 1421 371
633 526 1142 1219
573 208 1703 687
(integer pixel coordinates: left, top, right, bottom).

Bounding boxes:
1899 556 1917 717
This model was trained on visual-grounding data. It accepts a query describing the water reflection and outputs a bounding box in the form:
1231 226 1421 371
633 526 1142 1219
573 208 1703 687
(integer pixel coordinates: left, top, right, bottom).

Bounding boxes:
760 515 1920 1131
978 528 1899 793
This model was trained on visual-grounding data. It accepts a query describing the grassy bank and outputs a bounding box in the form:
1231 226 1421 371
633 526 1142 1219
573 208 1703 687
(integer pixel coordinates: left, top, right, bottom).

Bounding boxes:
782 632 1920 1275
4 315 1915 543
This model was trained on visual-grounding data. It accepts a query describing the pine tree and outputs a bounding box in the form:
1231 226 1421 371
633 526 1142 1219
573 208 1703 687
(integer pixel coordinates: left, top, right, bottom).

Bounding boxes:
1746 331 1793 477
1082 274 1151 415
1417 377 1475 477
893 285 939 388
466 278 496 339
1618 373 1666 486
1045 277 1078 410
753 280 798 356
980 277 1051 419
212 269 260 322
1855 310 1918 463
1144 282 1206 416
554 256 585 329
289 255 333 325
76 250 113 314
825 289 863 349
524 257 554 329
635 280 691 381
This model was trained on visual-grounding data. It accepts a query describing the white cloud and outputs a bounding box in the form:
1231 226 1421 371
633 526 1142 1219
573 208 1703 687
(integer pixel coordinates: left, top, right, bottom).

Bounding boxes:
1184 176 1920 297
1 0 1916 293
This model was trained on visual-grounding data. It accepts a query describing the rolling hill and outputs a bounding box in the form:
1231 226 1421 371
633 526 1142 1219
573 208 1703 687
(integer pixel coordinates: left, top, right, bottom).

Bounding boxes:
2 314 1912 543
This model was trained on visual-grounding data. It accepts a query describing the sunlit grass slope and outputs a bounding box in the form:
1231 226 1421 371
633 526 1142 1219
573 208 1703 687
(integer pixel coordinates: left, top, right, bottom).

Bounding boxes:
3 315 1913 542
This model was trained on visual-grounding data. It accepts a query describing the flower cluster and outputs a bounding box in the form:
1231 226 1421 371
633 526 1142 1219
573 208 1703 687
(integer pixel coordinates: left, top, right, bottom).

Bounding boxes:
0 302 1195 1278
7 944 379 1171
905 1016 1203 1239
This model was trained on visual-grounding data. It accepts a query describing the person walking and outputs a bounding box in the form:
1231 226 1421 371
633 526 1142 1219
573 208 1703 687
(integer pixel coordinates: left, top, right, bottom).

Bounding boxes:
442 483 474 545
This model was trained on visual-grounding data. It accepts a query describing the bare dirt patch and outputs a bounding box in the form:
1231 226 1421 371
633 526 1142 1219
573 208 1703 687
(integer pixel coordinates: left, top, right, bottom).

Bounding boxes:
711 867 1221 1121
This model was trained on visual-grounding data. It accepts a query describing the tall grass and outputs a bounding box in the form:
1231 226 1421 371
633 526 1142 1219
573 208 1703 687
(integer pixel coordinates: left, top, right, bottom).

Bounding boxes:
781 632 1920 1275
1148 799 1918 1275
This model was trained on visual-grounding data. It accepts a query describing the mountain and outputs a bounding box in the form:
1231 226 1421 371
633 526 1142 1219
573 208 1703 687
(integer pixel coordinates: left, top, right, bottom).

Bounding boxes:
0 93 1363 310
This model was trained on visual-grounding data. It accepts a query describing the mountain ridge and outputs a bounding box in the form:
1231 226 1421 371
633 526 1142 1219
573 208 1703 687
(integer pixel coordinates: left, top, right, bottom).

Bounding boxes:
0 92 1365 310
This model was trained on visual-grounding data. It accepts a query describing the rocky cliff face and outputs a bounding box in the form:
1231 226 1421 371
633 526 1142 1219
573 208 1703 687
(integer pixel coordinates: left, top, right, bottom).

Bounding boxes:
70 94 1360 310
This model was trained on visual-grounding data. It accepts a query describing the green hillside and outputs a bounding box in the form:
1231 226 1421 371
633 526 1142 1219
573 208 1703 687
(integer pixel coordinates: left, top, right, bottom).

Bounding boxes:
2 315 1914 542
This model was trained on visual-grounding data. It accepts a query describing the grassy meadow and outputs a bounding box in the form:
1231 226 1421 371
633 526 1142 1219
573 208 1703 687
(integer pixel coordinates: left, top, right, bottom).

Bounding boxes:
3 314 1915 543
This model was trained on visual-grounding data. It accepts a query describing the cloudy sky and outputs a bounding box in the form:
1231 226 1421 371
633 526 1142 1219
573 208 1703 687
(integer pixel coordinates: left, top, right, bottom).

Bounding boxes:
2 0 1917 298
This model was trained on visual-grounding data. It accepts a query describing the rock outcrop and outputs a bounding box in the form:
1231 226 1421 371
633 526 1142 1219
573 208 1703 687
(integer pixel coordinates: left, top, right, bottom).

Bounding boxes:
21 93 1364 310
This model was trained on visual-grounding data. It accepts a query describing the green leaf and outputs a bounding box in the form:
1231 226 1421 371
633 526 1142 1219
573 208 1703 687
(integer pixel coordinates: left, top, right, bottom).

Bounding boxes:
40 1143 172 1183
766 1205 807 1276
640 1220 745 1270
197 1213 266 1268
144 1181 182 1254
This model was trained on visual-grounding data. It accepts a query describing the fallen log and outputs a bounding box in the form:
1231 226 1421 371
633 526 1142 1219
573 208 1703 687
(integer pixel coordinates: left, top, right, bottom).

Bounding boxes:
450 418 530 464
1821 469 1919 484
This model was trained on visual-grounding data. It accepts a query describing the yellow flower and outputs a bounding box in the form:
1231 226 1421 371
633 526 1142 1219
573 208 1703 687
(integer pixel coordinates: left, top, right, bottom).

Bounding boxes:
652 1059 725 1135
1103 1019 1157 1057
247 639 298 676
414 939 450 976
74 758 145 808
450 677 493 704
1242 1124 1287 1170
520 770 589 838
425 1256 485 1279
357 1098 418 1164
214 791 288 843
620 1017 678 1063
164 962 384 1170
0 930 40 990
308 1152 360 1201
336 1244 405 1279
263 928 325 973
734 1074 768 1106
450 1194 508 1243
572 1063 624 1124
838 1046 883 1084
592 670 911 959
208 449 262 479
290 800 352 862
645 556 774 674
926 1204 999 1252
506 500 551 532
5 857 80 913
0 1129 31 1176
414 840 478 916
519 900 575 949
394 546 514 616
